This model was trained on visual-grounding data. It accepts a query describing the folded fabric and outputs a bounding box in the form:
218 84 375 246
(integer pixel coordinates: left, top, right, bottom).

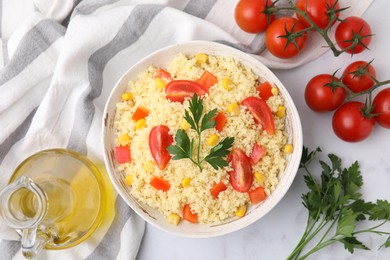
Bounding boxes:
0 0 373 259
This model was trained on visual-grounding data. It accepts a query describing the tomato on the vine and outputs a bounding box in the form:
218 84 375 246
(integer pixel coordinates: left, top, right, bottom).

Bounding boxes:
332 101 375 142
373 88 390 129
295 0 340 29
335 16 372 54
234 0 275 33
305 74 346 112
342 61 376 93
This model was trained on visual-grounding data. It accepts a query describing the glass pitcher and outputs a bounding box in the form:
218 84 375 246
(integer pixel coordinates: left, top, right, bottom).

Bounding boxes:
0 149 106 258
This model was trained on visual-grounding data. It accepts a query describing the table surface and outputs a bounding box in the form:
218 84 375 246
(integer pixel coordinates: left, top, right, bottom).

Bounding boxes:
136 1 390 260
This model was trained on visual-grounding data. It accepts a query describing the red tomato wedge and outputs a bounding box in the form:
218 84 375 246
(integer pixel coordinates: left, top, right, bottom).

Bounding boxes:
149 125 173 170
150 176 170 191
228 149 253 193
242 97 275 135
249 143 265 165
197 71 218 90
165 80 208 103
248 186 266 204
155 69 172 80
210 181 228 199
132 106 149 121
214 112 227 132
115 145 131 164
183 204 198 224
256 81 273 101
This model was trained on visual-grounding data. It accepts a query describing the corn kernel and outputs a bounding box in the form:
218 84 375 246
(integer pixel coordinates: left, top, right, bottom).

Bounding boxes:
125 175 133 186
135 118 146 129
254 172 265 185
271 87 279 96
181 120 191 131
277 106 286 118
181 178 191 188
167 213 181 225
207 134 219 146
144 161 155 173
155 78 167 90
222 78 233 91
121 92 133 101
195 53 208 64
284 144 293 154
235 205 247 218
228 103 240 116
118 134 131 146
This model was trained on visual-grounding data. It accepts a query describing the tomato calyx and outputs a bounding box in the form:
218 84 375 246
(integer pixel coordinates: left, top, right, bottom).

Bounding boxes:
277 21 308 52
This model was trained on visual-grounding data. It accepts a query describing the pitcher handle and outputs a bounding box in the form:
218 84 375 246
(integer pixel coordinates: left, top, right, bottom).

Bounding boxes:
21 226 49 259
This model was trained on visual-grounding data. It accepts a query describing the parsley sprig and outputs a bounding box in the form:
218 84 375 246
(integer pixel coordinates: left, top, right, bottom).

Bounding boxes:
288 147 390 259
167 94 234 171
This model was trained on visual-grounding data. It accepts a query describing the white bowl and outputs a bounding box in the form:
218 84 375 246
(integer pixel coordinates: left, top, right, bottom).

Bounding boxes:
102 41 303 238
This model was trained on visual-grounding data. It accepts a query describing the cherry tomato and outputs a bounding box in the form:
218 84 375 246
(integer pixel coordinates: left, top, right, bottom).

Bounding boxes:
295 0 340 29
149 125 173 170
249 143 265 165
373 88 390 128
183 204 198 224
210 181 228 199
165 80 208 103
335 16 372 54
242 97 275 135
234 0 275 33
305 74 346 112
214 112 227 132
228 148 253 193
332 102 375 142
256 81 273 101
342 61 376 93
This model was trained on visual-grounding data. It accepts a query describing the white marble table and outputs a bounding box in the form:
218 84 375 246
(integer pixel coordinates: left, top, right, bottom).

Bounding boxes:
137 1 390 259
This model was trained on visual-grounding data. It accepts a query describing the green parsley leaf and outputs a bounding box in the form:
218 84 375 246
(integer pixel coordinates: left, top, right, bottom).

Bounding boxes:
341 236 369 253
203 137 234 170
167 129 193 160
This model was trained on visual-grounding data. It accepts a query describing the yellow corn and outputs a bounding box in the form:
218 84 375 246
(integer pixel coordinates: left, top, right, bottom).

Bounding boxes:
195 53 208 64
121 92 133 101
155 78 167 90
222 78 233 91
118 134 131 146
228 103 240 116
284 144 293 154
277 106 286 118
271 87 279 96
207 134 219 146
181 120 191 131
144 161 155 173
167 213 181 225
235 205 247 218
125 175 133 186
254 172 265 185
181 178 191 188
135 118 146 129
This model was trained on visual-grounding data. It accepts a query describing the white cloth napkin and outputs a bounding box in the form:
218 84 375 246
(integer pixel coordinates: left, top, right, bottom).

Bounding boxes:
0 0 373 259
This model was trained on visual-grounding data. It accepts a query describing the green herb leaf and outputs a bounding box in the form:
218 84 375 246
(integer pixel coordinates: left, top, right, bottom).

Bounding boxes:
204 137 234 170
200 108 217 132
186 93 203 132
381 236 390 249
341 236 369 253
167 129 193 160
370 200 390 221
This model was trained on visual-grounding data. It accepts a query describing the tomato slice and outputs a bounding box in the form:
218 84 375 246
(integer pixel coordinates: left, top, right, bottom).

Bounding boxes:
155 69 172 80
132 106 149 121
242 97 275 135
248 186 266 204
249 143 265 165
256 81 273 101
197 71 218 90
228 149 253 193
183 204 198 224
149 125 173 170
150 176 170 191
210 181 228 199
165 80 208 103
115 145 132 164
214 112 227 132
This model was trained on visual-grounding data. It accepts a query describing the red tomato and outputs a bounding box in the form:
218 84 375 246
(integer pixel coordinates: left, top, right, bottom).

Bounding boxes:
249 143 265 165
305 74 346 112
165 80 208 103
228 149 253 193
265 17 308 59
214 112 227 132
183 204 198 224
115 145 131 164
155 69 172 80
256 81 273 101
234 0 275 33
210 181 228 199
335 16 372 54
373 88 390 128
242 97 275 135
332 102 375 142
149 125 173 170
150 176 170 191
197 71 217 90
295 0 340 29
131 106 149 121
342 61 376 93
248 186 267 204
